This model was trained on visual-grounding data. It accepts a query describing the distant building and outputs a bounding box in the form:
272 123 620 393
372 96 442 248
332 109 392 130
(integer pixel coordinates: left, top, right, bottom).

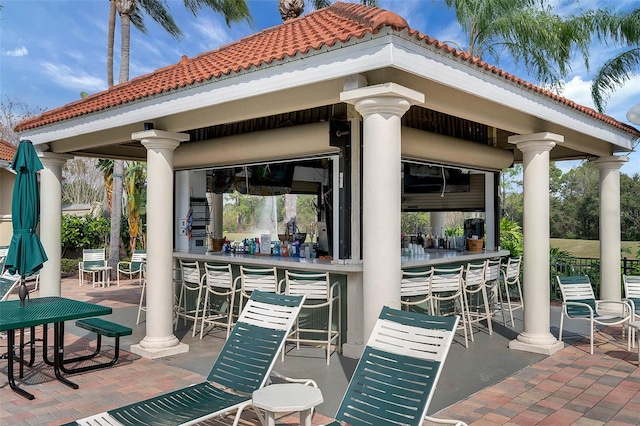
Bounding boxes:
0 139 17 245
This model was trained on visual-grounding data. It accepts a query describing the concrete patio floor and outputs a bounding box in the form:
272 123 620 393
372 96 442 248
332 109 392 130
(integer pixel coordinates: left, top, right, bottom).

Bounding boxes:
1 277 639 425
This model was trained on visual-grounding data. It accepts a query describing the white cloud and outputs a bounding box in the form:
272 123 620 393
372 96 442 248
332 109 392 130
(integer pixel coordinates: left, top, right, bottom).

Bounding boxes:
4 46 29 57
40 62 106 92
560 76 595 108
192 17 233 51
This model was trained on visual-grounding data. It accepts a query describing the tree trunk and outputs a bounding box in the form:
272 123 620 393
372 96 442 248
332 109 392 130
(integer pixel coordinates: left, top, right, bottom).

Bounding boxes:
109 160 124 269
107 0 116 87
118 7 131 83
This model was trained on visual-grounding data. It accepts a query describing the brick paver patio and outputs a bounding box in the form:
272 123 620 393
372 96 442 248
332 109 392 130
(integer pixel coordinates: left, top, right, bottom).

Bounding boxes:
1 276 638 425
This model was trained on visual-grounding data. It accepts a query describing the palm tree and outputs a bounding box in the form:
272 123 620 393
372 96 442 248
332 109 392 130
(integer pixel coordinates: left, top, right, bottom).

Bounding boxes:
106 0 252 268
125 161 147 254
442 0 594 92
278 0 377 22
108 0 182 86
589 8 640 113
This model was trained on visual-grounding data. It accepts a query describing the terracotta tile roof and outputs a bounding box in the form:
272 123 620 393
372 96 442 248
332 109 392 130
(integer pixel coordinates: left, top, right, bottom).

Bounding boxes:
0 139 17 162
15 2 640 138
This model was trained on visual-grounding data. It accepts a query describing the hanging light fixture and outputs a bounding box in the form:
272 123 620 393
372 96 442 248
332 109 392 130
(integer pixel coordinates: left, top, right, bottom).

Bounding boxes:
626 103 640 125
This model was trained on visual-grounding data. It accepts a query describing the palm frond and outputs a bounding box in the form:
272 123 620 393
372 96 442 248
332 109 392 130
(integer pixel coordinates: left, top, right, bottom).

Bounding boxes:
184 0 252 27
591 48 640 112
137 0 182 39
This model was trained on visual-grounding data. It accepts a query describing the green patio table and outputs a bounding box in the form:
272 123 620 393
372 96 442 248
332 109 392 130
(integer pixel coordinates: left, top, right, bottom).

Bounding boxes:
0 296 112 400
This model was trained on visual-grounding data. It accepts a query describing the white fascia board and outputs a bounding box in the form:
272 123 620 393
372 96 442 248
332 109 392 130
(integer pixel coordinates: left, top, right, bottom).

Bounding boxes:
20 32 398 145
390 35 634 151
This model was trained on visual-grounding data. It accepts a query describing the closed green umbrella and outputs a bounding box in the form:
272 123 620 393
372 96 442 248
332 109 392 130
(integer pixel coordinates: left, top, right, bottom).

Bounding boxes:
5 140 48 306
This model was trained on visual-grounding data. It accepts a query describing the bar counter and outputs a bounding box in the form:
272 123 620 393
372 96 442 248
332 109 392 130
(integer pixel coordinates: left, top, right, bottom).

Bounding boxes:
173 248 510 271
173 248 510 359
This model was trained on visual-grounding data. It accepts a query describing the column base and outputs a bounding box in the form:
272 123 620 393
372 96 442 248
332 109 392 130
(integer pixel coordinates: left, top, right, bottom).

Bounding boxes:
130 342 189 359
341 343 364 359
130 334 188 359
509 332 564 355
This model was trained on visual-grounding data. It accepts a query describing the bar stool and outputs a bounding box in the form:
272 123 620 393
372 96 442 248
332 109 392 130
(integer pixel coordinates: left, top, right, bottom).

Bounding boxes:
174 260 204 336
282 270 340 365
430 265 471 347
237 265 281 314
463 260 493 337
401 268 432 313
500 257 523 327
199 262 237 339
484 258 503 322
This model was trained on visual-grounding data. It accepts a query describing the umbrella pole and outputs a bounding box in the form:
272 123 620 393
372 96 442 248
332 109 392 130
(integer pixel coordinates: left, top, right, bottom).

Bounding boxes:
18 277 29 307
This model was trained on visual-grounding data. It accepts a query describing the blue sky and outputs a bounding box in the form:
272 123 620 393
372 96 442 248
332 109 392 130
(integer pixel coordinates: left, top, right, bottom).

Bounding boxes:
1 0 638 175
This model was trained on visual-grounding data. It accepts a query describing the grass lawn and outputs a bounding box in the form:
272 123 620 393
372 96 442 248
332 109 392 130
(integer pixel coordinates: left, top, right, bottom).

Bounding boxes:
551 238 640 260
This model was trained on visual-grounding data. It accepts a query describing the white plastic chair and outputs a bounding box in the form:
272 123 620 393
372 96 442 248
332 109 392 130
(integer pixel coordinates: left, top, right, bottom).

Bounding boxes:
117 249 146 287
557 275 631 354
136 258 148 325
282 270 341 365
78 248 109 287
623 275 640 347
199 262 237 339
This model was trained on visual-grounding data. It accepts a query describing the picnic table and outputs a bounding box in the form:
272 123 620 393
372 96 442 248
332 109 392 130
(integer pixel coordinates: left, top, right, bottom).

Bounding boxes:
0 296 112 400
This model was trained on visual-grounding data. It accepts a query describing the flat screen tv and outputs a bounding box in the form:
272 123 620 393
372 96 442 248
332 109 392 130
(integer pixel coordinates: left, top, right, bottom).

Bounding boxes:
403 164 470 194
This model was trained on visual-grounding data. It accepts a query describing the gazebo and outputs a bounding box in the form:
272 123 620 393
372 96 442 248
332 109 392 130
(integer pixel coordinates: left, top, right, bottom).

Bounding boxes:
16 3 639 359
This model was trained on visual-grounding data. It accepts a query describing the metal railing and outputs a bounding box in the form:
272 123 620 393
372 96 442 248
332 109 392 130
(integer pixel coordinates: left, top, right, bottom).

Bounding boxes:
549 256 640 301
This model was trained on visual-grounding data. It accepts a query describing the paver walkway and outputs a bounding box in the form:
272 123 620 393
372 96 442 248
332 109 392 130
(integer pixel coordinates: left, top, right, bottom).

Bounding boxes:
1 277 638 425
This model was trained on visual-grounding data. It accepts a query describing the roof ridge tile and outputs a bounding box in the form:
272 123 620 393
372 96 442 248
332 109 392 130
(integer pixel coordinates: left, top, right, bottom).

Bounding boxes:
14 1 639 138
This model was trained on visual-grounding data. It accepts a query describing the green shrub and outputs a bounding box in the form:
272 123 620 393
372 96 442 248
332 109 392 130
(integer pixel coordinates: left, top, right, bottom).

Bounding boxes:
61 214 110 256
61 258 80 274
500 218 523 257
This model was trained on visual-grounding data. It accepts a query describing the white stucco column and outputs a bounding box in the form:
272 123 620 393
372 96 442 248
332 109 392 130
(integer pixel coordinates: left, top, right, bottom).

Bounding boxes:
130 129 190 359
430 212 446 237
38 151 72 296
211 193 224 239
341 83 424 340
508 133 564 355
593 156 628 302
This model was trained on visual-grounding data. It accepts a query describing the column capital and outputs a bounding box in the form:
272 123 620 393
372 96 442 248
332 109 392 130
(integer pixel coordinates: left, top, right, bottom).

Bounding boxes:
592 155 628 170
38 151 73 167
341 82 424 117
132 129 190 151
508 132 564 153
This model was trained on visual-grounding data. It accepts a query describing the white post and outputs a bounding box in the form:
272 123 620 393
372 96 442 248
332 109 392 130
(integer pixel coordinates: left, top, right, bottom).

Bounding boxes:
211 193 224 239
38 152 72 297
593 156 628 302
130 129 190 359
485 173 497 250
341 83 424 340
430 212 446 238
508 132 564 355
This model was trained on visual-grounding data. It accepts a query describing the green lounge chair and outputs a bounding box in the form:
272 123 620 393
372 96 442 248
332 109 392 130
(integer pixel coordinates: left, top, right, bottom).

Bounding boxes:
69 290 308 426
0 270 21 301
326 306 467 426
557 275 631 354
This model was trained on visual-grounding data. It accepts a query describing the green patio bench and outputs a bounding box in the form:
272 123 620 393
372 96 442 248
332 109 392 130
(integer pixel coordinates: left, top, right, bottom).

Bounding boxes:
61 318 132 374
